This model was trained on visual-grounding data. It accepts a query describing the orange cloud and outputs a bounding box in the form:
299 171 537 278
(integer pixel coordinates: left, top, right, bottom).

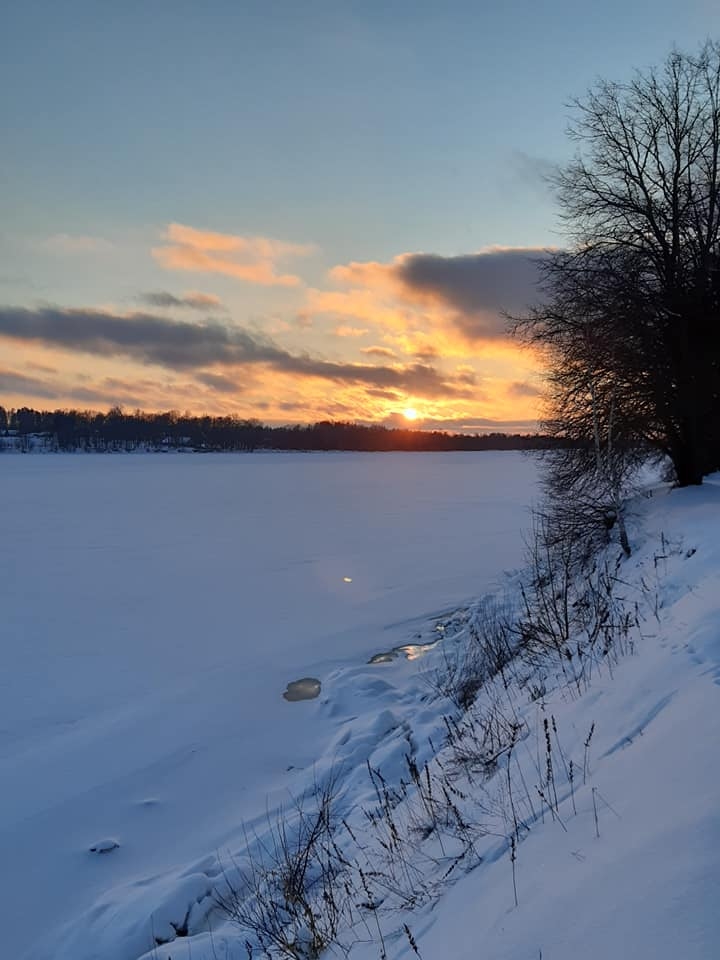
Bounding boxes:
329 257 405 291
183 290 224 308
152 223 315 287
305 287 413 330
334 324 370 338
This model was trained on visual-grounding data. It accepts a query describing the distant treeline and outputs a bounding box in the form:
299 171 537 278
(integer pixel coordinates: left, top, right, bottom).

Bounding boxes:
0 406 558 453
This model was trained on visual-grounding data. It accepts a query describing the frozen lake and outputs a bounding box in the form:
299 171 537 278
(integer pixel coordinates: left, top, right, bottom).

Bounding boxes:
0 451 538 959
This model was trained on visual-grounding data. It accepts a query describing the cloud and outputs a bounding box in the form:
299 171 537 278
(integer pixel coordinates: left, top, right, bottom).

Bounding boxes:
64 380 151 407
0 369 60 399
312 246 554 351
0 305 476 399
0 305 240 369
361 345 397 358
413 342 439 358
195 371 243 393
0 369 154 407
365 388 402 400
25 360 58 374
152 223 314 287
396 248 548 325
305 286 410 329
401 416 540 434
0 358 255 410
41 234 114 255
138 290 225 311
334 324 369 338
507 380 542 398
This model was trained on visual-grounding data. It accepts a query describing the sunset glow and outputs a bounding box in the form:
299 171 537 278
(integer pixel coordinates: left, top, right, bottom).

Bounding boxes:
4 5 698 432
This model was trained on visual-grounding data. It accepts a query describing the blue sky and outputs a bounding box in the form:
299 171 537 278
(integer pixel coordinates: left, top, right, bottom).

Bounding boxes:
0 1 716 425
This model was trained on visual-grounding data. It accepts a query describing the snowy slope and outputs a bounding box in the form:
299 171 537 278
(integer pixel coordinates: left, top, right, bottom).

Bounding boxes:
414 479 720 960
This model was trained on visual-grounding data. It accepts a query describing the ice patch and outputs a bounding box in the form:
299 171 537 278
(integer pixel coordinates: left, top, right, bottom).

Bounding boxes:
283 677 322 701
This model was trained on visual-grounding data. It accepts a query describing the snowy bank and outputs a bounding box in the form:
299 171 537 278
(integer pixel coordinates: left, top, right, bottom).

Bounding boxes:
4 458 720 959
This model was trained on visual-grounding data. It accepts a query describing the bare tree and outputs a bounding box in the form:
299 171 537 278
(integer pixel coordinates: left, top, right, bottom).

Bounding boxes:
522 41 720 487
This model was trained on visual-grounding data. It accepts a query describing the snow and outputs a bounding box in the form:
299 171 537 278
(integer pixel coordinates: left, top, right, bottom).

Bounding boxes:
414 479 720 960
0 451 537 960
3 453 719 960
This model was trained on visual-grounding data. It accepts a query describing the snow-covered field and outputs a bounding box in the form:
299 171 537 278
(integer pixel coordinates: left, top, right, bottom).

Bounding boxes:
4 454 719 960
0 451 539 960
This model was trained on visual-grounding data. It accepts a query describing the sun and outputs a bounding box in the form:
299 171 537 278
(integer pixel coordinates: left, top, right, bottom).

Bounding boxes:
403 407 418 421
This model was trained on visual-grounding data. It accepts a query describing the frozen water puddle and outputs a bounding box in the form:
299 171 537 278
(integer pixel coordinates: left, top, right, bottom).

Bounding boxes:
283 618 448 699
368 622 445 664
282 677 322 701
367 639 440 664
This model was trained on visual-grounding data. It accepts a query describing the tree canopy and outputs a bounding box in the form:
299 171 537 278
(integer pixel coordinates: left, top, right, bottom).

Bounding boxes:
521 41 720 488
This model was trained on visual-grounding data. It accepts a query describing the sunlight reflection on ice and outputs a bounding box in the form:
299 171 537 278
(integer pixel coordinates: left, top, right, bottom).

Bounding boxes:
367 638 440 664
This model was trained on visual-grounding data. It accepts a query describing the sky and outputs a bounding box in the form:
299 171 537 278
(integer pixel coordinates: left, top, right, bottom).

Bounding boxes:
0 1 716 430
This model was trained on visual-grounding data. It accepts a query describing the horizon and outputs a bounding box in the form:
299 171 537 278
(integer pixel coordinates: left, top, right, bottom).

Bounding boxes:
0 403 546 438
1 3 715 428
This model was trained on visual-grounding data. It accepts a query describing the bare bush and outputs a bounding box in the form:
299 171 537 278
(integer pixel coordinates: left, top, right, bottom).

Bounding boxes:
429 596 517 710
216 777 357 959
515 511 641 694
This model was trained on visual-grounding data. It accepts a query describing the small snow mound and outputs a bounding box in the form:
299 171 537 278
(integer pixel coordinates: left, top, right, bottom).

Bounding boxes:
89 838 120 855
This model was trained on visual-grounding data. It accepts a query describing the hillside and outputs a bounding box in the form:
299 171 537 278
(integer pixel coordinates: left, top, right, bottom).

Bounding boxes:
404 478 720 959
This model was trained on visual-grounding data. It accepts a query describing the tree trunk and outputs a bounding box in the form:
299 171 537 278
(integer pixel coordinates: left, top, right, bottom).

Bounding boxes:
671 431 704 486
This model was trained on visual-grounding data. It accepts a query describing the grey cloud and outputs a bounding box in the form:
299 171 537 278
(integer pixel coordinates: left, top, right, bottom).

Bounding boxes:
195 371 243 393
26 360 58 374
397 248 552 340
507 380 542 398
0 305 473 399
414 344 439 359
0 369 60 399
361 345 397 358
65 384 147 406
279 355 474 398
455 368 479 386
138 291 225 311
0 369 148 407
365 388 402 400
0 306 238 369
